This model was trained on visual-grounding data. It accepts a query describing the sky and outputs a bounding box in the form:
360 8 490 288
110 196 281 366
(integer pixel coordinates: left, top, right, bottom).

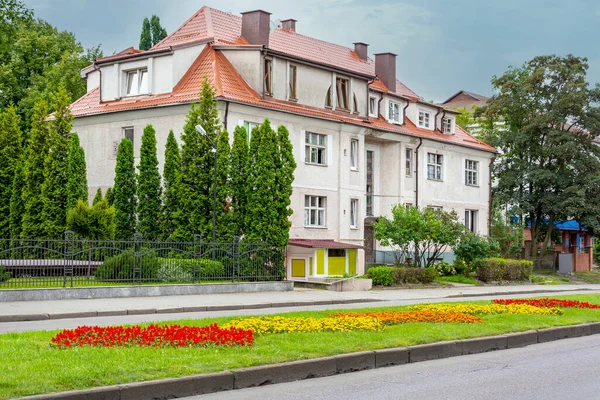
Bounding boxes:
26 0 600 102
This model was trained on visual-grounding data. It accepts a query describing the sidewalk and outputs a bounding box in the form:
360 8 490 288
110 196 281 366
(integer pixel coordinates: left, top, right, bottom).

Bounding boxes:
2 283 599 321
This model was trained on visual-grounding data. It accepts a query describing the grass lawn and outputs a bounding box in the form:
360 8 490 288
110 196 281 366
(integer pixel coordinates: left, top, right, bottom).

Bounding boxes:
435 275 479 285
574 270 600 283
530 275 571 285
2 294 600 398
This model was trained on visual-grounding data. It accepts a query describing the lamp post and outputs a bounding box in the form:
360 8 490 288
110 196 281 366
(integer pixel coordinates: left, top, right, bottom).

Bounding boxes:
195 125 217 253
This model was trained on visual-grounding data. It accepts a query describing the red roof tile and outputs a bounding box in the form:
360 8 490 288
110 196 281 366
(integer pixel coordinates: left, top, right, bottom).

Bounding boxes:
288 239 363 249
370 78 422 101
96 47 144 62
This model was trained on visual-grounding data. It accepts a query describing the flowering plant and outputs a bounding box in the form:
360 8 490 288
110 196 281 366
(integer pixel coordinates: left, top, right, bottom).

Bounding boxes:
331 310 483 324
222 316 384 334
493 298 600 309
409 302 562 315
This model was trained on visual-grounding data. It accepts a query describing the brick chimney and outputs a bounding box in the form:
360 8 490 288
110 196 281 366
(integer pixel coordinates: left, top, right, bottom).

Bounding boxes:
374 52 397 93
354 42 369 61
281 19 297 32
241 10 271 47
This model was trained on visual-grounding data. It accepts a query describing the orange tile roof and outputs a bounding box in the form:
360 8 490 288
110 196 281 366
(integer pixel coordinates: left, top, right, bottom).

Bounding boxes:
370 78 422 101
96 47 144 62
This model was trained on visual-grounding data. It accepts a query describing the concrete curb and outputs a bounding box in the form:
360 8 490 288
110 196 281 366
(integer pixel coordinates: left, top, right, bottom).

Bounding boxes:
0 299 383 323
18 322 600 400
445 288 592 298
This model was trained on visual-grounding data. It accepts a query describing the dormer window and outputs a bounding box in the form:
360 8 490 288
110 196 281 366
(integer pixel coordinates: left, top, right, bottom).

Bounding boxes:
264 58 273 96
418 110 431 129
388 101 401 124
288 64 297 100
336 77 349 110
369 96 378 117
126 68 148 96
442 117 453 133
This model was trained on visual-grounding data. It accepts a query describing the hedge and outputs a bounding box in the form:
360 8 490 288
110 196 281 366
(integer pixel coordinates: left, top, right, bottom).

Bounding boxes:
475 258 533 282
366 266 437 286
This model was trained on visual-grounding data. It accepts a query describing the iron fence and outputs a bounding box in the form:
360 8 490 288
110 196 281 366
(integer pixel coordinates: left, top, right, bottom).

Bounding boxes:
0 232 285 288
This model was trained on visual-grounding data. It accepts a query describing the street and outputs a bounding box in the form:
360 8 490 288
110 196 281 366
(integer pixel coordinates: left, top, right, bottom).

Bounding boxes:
192 335 600 400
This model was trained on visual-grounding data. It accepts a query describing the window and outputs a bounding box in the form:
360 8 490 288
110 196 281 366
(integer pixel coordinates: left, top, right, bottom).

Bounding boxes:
243 121 259 143
305 195 326 227
465 210 478 232
405 148 413 177
350 198 358 228
325 86 332 108
405 203 413 208
264 58 273 96
427 153 443 180
388 101 401 124
123 127 134 143
353 94 358 113
336 77 349 110
418 110 431 128
369 96 377 117
305 132 327 165
429 205 443 211
350 139 358 170
125 68 148 96
366 150 374 216
329 248 346 257
288 64 297 99
442 117 453 133
465 160 479 186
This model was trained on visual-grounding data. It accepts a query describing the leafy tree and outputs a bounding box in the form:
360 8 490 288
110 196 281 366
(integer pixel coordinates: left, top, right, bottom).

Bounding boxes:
66 133 88 210
453 232 499 270
21 100 49 238
113 138 137 239
139 17 152 50
274 125 296 247
137 124 161 239
454 106 477 132
9 155 25 238
150 15 167 46
215 129 232 241
105 187 114 206
67 199 115 239
485 55 600 258
161 130 180 240
229 126 249 236
92 188 103 205
40 88 73 238
0 105 22 237
0 0 32 65
490 206 524 259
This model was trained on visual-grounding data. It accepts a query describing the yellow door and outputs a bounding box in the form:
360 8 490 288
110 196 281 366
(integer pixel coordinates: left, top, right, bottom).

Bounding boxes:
291 259 306 277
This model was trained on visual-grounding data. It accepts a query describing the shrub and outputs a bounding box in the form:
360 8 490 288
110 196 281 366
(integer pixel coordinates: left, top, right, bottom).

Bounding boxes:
506 259 532 281
453 259 467 275
95 249 160 281
156 263 194 282
366 266 395 286
434 261 456 276
157 258 225 280
0 265 11 283
454 232 499 269
394 267 437 284
475 258 533 282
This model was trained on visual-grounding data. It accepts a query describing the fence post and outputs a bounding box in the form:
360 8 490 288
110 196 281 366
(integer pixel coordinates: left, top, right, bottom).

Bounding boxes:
64 231 75 288
133 232 143 284
193 234 202 283
232 236 240 283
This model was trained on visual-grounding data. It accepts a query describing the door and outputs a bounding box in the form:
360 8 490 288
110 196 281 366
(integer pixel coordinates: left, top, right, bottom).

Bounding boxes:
291 259 306 278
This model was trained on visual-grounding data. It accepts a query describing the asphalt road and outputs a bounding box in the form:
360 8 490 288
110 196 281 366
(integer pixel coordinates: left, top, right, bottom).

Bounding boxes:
192 335 600 400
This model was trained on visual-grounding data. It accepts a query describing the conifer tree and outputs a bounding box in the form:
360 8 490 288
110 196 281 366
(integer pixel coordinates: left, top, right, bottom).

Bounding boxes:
66 133 88 211
92 188 103 205
40 88 73 238
9 157 25 239
113 138 137 239
150 15 168 45
21 100 49 239
105 187 114 206
215 129 232 241
0 105 23 238
139 17 152 50
274 125 296 247
137 124 161 239
229 126 249 236
161 130 180 240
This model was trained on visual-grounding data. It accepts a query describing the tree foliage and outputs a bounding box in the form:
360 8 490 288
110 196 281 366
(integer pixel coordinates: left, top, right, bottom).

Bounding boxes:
229 126 249 236
92 188 103 205
0 105 22 237
139 17 152 51
274 125 296 247
453 232 499 269
66 133 88 211
67 199 115 239
161 130 180 240
137 124 161 239
139 15 167 50
113 138 137 239
9 154 25 238
105 187 114 206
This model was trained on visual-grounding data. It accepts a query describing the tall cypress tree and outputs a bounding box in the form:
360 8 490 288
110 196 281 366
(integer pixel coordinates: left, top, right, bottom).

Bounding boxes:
9 156 25 239
113 138 137 239
274 125 296 247
230 126 249 236
66 133 88 210
150 15 167 46
105 187 114 206
0 105 23 238
139 17 152 50
137 124 161 239
21 100 49 239
92 188 103 205
40 88 73 238
215 129 232 241
162 130 180 240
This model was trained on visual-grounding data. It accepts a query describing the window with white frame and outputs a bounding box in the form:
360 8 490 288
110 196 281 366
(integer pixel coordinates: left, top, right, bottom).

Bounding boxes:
305 195 326 227
350 139 358 170
405 148 413 177
388 101 401 124
350 198 358 228
418 110 431 128
429 205 443 211
243 121 259 144
264 58 273 96
465 160 479 186
125 69 148 96
427 153 443 180
305 132 327 165
369 96 377 117
465 209 478 232
442 117 453 133
405 203 413 208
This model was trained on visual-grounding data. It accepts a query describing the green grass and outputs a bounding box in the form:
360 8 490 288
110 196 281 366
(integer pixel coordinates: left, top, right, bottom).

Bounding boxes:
530 275 571 285
574 271 600 283
2 294 600 398
436 275 479 285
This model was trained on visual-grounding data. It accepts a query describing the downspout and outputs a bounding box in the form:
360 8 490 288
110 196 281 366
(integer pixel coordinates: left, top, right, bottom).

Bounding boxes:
223 101 229 131
488 154 496 237
402 100 410 125
415 138 423 208
377 94 384 119
261 47 267 99
366 78 374 121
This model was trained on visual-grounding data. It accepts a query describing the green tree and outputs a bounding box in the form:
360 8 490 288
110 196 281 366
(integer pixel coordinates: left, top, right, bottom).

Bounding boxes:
67 199 115 239
0 105 22 238
92 188 103 205
161 130 180 240
274 125 296 247
215 129 232 241
229 126 249 236
9 155 25 238
490 206 524 258
21 100 49 238
453 232 499 270
454 106 477 132
66 133 88 210
150 15 168 46
113 138 137 239
40 88 73 238
0 0 32 65
105 187 114 206
139 17 152 50
137 124 161 239
485 54 600 258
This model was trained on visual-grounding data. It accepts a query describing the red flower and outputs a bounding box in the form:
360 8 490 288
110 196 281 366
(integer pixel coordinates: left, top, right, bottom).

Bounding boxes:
492 298 600 309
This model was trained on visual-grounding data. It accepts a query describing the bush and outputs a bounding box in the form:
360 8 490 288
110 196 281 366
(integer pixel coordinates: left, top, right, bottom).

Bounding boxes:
394 267 437 284
506 259 533 281
157 258 225 280
475 258 532 282
454 232 500 269
434 261 456 276
453 259 467 275
366 266 395 286
95 249 160 281
156 263 194 282
0 265 11 283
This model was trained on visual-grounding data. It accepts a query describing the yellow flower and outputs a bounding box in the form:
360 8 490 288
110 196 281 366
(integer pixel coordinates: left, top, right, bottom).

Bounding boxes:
408 303 562 316
222 316 384 334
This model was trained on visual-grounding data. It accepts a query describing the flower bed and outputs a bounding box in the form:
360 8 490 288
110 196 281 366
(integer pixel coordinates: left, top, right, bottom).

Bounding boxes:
409 303 562 315
222 316 383 334
51 324 254 348
493 298 600 309
330 310 483 324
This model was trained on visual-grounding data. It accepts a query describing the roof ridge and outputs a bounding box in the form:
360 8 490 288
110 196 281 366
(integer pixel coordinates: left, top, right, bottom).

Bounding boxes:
151 6 209 51
210 46 223 97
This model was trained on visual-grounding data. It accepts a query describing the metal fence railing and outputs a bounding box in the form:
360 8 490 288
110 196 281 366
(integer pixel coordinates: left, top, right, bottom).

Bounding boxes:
0 232 285 288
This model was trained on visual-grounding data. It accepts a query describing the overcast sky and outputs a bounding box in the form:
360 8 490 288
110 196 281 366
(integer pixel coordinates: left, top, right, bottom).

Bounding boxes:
26 0 600 102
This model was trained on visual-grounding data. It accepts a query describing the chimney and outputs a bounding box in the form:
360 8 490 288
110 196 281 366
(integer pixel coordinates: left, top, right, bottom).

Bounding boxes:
374 52 397 93
281 19 297 32
354 42 369 61
241 10 272 47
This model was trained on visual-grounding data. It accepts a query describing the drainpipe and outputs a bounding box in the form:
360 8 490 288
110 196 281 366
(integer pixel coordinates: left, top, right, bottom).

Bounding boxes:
488 154 496 237
433 108 441 131
377 94 384 119
261 47 267 99
223 101 229 131
402 100 410 125
366 78 374 121
415 138 423 208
